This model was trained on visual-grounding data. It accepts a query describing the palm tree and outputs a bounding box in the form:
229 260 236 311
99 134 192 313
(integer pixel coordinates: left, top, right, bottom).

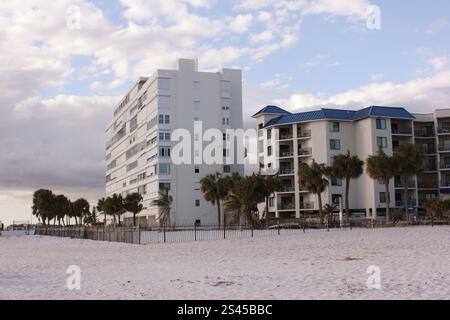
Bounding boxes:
298 161 329 224
224 173 265 226
223 194 243 226
72 199 90 226
330 151 364 222
257 173 282 227
393 144 424 219
152 188 173 227
425 198 449 226
104 194 125 226
366 148 396 222
53 194 70 226
32 189 54 226
323 204 337 231
200 172 229 225
124 193 144 226
96 198 107 225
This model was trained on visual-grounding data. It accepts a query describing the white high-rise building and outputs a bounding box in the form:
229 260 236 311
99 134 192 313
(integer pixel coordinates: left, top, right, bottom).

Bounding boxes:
106 59 244 226
253 105 450 220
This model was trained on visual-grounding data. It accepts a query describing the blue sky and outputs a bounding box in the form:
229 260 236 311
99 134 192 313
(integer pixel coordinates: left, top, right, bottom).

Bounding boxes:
1 0 450 224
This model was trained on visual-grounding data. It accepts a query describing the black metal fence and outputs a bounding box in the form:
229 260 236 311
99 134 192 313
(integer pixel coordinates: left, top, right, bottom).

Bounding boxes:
35 218 450 246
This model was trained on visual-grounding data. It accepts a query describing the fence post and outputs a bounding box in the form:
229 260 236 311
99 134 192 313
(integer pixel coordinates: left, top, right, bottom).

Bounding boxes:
164 224 166 243
350 220 353 230
251 224 254 238
223 223 226 240
138 226 141 245
194 223 197 242
278 222 280 236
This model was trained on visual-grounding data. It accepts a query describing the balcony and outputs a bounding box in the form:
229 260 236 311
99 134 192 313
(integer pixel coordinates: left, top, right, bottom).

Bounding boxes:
417 181 439 189
278 202 295 211
414 129 435 138
391 127 413 135
440 162 450 170
279 151 294 158
437 126 450 135
279 168 294 175
394 180 416 189
417 146 437 155
300 201 314 210
279 185 295 193
297 130 312 139
395 200 417 208
441 180 450 187
279 134 293 140
438 144 450 152
298 147 313 156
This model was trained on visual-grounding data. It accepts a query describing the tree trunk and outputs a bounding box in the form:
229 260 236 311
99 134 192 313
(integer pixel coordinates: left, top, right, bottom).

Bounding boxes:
133 213 137 227
403 179 409 220
345 177 351 222
385 180 391 223
317 193 324 225
265 197 270 227
217 198 222 226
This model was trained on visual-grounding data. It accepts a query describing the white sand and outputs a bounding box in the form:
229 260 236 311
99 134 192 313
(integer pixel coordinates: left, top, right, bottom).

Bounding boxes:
0 226 449 300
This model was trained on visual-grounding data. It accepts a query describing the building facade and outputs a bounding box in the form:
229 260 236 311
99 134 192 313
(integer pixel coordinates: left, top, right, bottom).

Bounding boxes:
253 106 450 220
106 59 244 226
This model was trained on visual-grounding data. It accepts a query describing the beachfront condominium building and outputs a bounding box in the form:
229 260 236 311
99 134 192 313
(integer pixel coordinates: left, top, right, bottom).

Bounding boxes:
253 106 450 220
106 59 244 226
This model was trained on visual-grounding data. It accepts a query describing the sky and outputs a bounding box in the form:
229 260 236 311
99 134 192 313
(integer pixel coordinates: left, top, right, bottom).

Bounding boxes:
1 0 450 225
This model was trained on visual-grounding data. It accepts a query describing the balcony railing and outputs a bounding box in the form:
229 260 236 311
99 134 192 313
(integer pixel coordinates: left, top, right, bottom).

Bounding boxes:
298 147 313 156
441 181 450 187
417 146 437 154
297 130 312 138
391 127 413 135
279 168 294 175
280 185 295 192
437 127 450 134
279 151 294 158
440 162 450 170
395 200 417 207
438 144 450 152
414 129 435 137
279 134 293 140
279 203 295 210
395 181 416 188
417 181 438 189
300 202 314 210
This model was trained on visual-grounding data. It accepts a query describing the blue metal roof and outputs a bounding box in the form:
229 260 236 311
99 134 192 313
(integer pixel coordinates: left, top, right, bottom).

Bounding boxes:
252 105 291 117
260 105 415 128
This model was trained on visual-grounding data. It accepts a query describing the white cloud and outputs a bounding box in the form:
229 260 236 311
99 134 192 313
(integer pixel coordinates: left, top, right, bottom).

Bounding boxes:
278 68 450 112
427 18 449 33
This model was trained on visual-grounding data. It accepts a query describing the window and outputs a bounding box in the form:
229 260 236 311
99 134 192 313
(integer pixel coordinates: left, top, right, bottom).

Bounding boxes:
331 176 343 187
158 96 171 108
330 139 341 150
195 200 201 207
193 81 200 90
376 119 387 130
329 122 340 133
158 163 171 175
130 116 138 133
332 194 342 206
221 81 231 92
193 101 200 110
158 78 171 90
223 117 230 125
223 165 231 173
138 185 147 195
267 129 272 140
269 197 274 207
195 166 200 174
222 98 231 110
268 146 272 156
159 147 171 158
158 114 170 124
159 183 171 191
377 137 388 149
127 161 138 172
159 131 171 141
379 192 387 203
